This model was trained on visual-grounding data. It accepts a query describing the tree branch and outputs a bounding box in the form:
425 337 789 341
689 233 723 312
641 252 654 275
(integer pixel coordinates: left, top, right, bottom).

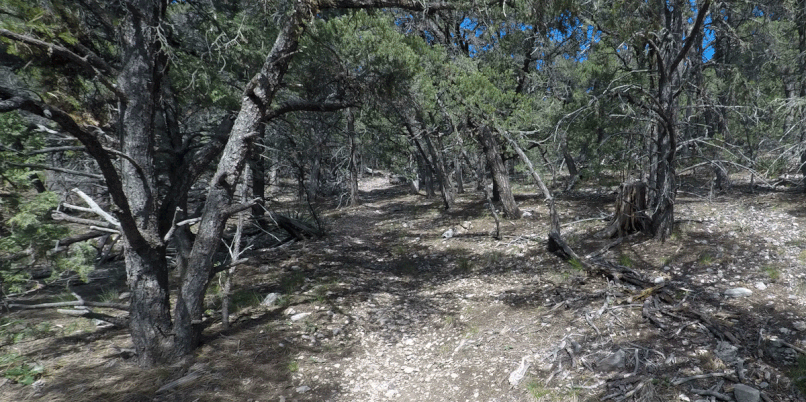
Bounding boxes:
0 85 146 250
56 309 128 328
668 0 712 76
0 28 123 99
263 100 358 122
7 162 103 179
71 188 120 227
10 300 128 311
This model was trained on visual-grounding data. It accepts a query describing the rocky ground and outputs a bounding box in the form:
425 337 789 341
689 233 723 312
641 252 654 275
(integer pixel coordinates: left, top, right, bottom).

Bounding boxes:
2 175 806 402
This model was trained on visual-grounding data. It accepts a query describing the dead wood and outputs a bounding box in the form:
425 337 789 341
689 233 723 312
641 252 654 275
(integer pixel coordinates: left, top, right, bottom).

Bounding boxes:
53 230 107 252
257 212 321 240
599 182 651 238
9 300 129 311
56 309 128 328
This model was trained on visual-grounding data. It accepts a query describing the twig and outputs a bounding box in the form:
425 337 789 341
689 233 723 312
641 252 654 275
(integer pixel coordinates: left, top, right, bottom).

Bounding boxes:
690 388 730 401
9 300 129 311
585 312 601 336
671 372 727 385
614 380 644 401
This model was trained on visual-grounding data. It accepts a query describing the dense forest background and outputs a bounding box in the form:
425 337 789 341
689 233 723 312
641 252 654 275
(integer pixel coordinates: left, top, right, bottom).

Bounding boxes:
1 0 806 400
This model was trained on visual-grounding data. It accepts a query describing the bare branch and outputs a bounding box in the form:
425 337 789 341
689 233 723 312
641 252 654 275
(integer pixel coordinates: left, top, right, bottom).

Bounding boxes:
27 146 86 155
71 188 120 227
7 162 103 179
10 300 128 311
263 100 359 122
0 84 146 250
52 211 117 229
56 309 128 328
0 29 123 99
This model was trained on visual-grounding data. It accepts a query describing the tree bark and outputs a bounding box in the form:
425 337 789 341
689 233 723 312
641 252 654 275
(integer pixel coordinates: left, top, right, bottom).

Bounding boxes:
477 126 521 219
347 108 360 206
601 182 650 238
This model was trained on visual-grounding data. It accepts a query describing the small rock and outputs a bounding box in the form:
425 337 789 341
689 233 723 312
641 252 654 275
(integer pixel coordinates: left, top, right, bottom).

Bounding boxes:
754 282 767 290
724 287 752 297
290 312 311 322
732 383 760 402
522 211 532 218
653 276 665 284
678 394 690 402
442 228 454 239
715 341 738 364
261 292 280 306
403 366 414 374
295 385 311 394
793 321 806 331
779 327 791 335
284 307 296 315
596 349 626 372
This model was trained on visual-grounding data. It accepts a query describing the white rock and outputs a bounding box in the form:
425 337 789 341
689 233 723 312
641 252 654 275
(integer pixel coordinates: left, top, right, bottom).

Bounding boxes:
262 292 280 306
295 385 311 393
291 312 311 321
793 321 806 331
654 277 665 284
724 288 752 297
754 282 767 291
442 228 454 239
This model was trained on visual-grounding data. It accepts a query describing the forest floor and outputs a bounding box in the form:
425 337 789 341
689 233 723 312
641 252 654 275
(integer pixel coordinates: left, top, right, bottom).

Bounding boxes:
3 174 806 402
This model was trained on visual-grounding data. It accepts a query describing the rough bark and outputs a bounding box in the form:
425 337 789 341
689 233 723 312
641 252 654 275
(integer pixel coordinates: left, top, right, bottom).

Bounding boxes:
477 127 521 219
1 0 459 367
347 108 360 206
600 182 650 238
647 0 711 241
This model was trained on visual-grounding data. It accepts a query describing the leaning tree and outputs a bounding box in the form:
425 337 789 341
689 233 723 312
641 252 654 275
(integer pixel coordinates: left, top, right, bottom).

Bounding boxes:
0 0 458 366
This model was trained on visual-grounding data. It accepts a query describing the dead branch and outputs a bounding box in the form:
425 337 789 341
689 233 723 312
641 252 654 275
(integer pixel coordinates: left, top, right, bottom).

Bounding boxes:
9 300 129 311
8 163 103 180
70 188 120 227
671 372 728 386
56 309 128 328
52 211 117 229
52 230 106 252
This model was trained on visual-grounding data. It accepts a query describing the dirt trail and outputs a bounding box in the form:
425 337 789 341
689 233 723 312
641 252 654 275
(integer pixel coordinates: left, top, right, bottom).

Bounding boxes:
2 177 806 402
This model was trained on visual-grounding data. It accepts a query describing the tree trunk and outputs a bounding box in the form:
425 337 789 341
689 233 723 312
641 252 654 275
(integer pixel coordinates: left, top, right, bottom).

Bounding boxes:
125 244 175 365
455 155 464 194
117 0 174 366
173 0 314 358
477 127 521 219
423 132 454 209
601 182 650 238
347 109 360 206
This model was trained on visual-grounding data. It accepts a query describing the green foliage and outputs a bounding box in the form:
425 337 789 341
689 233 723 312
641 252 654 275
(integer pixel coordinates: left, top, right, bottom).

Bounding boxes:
54 241 96 282
0 353 44 386
230 289 263 311
0 317 55 345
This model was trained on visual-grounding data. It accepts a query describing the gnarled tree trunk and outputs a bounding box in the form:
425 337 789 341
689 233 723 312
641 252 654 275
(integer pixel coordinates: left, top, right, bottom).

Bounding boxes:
477 126 521 219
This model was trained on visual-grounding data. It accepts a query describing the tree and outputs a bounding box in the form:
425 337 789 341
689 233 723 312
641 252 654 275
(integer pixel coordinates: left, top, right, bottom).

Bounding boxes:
0 0 459 366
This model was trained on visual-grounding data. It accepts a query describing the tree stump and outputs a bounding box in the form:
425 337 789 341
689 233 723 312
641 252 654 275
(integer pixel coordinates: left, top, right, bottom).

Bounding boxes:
600 181 650 238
